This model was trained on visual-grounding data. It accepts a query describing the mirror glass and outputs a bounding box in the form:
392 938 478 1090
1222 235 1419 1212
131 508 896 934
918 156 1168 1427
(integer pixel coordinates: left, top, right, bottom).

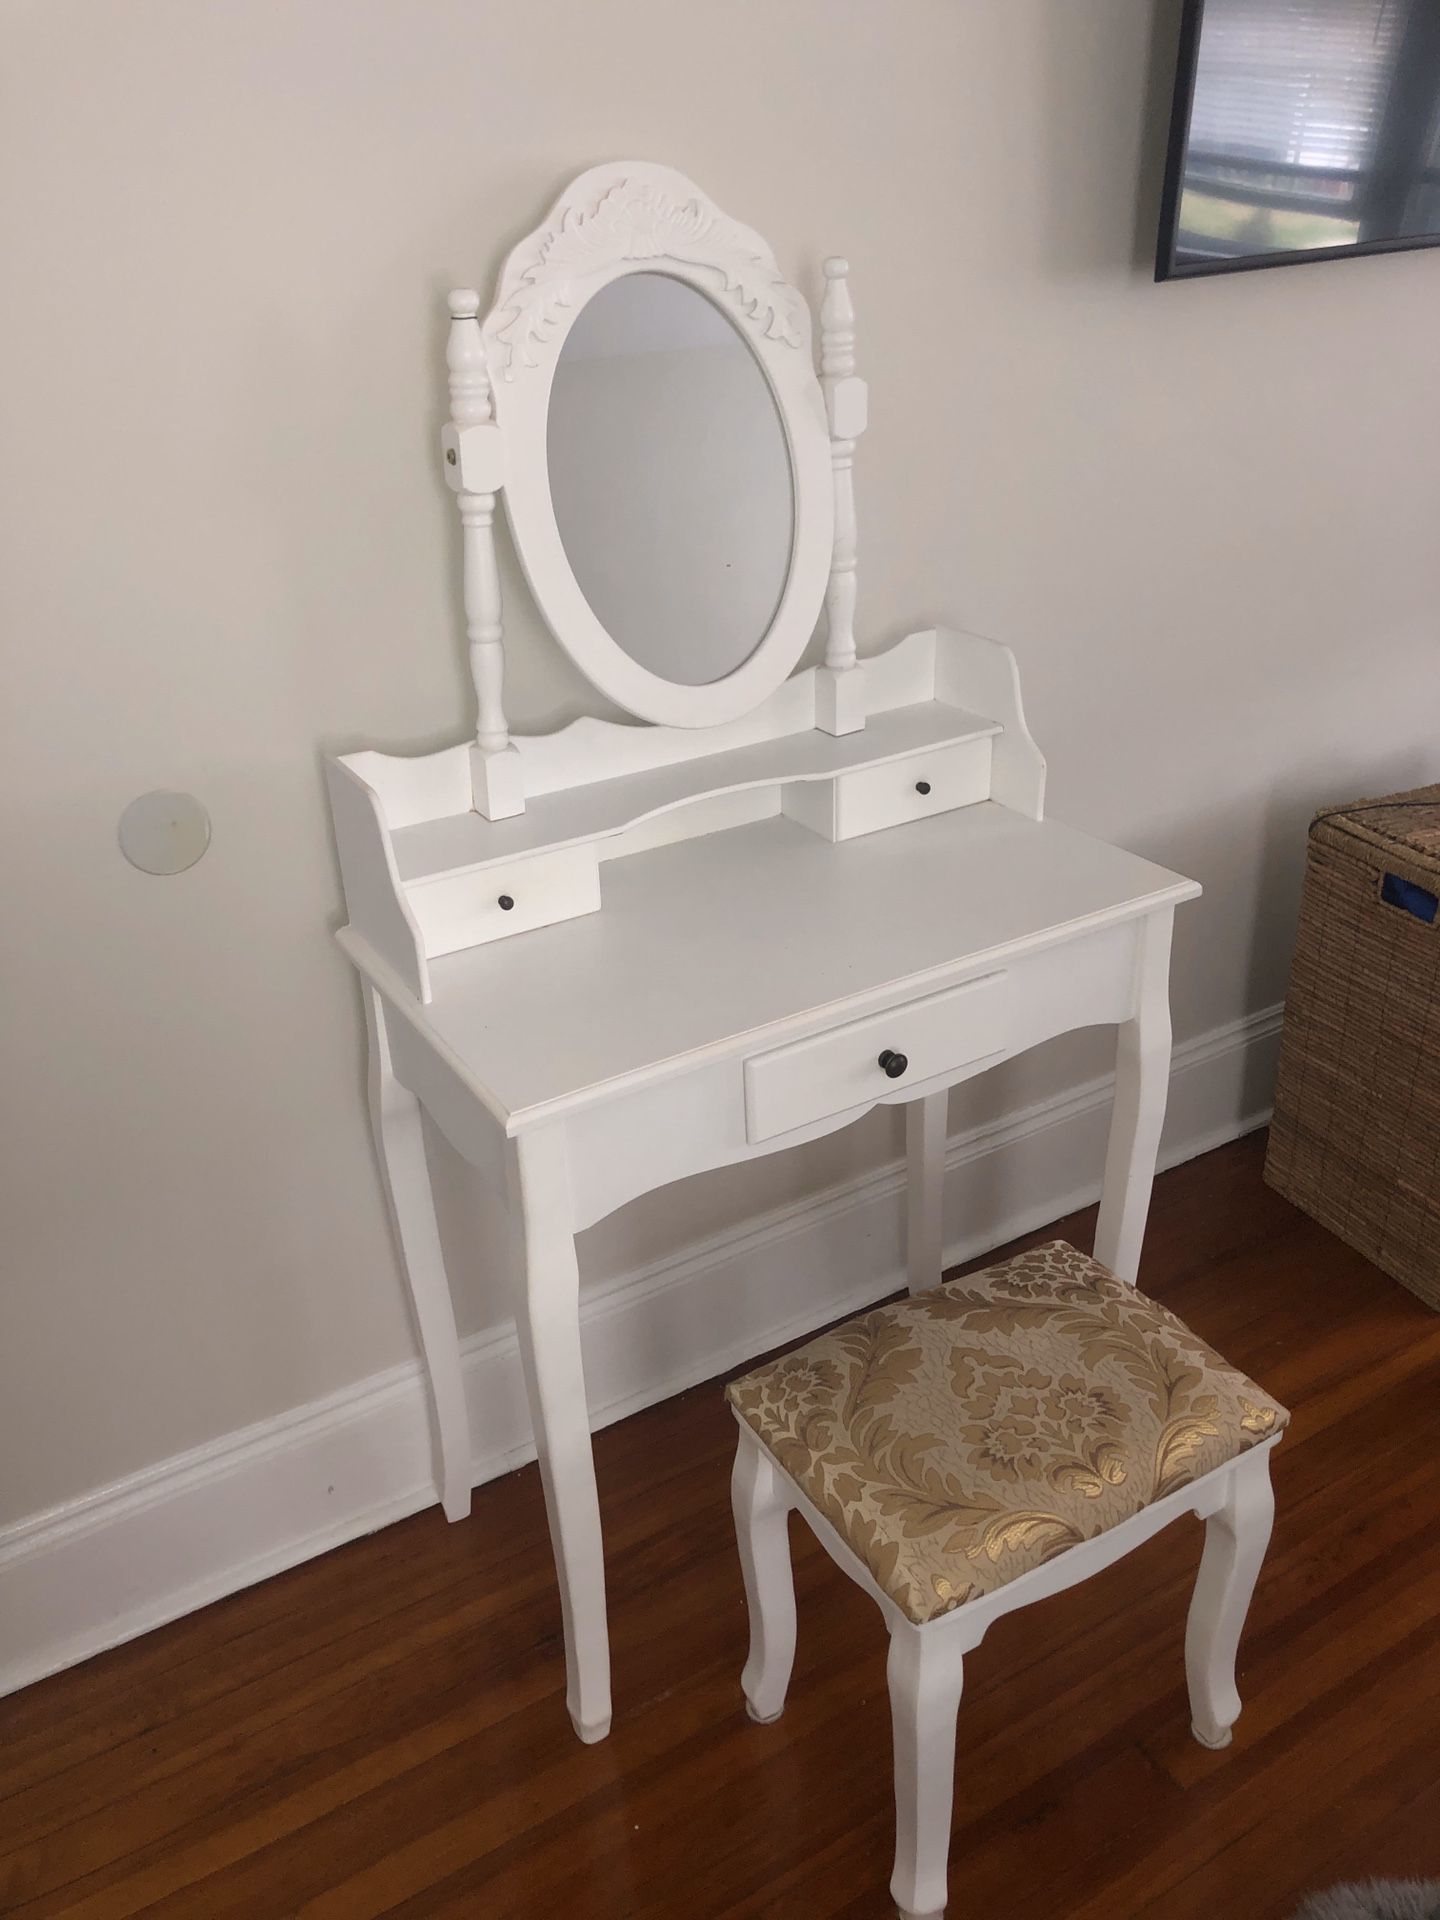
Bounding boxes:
546 272 795 687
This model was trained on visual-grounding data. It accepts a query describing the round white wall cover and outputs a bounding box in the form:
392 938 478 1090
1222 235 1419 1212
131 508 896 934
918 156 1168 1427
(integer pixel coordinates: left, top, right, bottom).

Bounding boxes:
118 791 211 875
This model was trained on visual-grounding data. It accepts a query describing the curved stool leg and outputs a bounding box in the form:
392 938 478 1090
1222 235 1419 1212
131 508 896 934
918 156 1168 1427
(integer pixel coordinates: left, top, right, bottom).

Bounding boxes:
1186 1446 1276 1748
732 1433 798 1724
888 1622 966 1920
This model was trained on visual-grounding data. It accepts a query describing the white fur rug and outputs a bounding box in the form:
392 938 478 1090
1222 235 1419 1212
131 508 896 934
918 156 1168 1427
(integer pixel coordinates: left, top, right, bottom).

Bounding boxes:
1293 1885 1440 1920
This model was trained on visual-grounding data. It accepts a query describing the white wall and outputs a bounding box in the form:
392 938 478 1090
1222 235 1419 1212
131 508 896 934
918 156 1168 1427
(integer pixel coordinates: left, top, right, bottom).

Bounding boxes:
2 0 1436 1553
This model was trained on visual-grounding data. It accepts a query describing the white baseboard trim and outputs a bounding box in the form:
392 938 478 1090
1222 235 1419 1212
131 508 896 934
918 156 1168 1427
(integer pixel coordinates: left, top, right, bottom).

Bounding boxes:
0 1001 1282 1698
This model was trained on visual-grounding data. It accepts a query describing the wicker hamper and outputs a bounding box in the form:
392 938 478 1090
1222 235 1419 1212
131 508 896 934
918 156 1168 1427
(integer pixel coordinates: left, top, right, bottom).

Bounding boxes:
1265 785 1440 1310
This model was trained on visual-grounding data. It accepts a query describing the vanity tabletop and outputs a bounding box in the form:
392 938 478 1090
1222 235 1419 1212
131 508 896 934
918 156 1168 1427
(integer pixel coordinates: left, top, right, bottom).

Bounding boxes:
343 802 1198 1132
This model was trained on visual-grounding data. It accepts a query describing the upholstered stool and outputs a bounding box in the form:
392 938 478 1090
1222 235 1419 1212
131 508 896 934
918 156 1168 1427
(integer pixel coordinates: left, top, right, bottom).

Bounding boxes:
727 1240 1288 1920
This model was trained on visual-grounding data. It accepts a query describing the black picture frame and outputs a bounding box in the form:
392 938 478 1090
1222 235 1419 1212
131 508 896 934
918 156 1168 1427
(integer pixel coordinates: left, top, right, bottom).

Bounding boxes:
1155 0 1440 281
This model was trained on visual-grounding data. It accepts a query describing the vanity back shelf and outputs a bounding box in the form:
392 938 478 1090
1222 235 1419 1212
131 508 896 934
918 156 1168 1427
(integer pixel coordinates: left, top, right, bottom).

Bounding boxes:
327 627 1047 1004
386 698 997 882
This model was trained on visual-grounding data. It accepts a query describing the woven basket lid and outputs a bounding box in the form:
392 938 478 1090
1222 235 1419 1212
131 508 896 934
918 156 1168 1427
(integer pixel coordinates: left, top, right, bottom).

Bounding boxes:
1310 783 1440 880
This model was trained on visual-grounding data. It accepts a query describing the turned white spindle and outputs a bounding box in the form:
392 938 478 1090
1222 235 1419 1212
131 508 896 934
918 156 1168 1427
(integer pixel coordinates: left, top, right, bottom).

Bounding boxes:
816 257 868 736
821 258 858 677
447 291 509 754
445 291 522 817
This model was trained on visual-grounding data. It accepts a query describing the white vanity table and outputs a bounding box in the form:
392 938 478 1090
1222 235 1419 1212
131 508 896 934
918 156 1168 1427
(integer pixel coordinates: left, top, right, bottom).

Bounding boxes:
325 164 1199 1746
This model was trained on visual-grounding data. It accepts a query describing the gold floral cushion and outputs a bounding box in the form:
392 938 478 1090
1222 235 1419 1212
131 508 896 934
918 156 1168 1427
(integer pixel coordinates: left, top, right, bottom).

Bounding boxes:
727 1241 1288 1625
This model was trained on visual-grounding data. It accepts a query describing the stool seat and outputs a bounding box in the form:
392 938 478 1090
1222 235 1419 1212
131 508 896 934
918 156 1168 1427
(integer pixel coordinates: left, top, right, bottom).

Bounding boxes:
727 1240 1288 1626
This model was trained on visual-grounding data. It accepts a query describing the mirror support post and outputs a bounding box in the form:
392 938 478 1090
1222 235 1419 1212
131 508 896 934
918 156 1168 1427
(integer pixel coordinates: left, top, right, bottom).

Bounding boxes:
445 289 525 821
815 258 868 739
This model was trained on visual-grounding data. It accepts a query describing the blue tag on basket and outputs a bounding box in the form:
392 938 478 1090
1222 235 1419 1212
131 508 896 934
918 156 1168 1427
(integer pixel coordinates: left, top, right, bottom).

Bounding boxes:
1381 872 1438 923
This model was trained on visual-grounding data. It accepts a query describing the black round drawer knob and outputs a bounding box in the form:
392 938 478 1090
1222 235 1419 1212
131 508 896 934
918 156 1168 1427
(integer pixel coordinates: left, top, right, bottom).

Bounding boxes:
915 780 932 796
878 1049 909 1079
498 894 515 911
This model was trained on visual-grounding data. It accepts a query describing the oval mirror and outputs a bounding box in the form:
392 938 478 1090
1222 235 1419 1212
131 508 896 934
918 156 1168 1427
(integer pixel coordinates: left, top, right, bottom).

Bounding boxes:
545 272 795 688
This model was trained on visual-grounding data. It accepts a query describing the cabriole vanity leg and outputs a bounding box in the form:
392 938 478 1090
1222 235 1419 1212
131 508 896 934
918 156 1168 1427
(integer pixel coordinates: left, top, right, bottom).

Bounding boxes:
511 1127 612 1744
1094 908 1175 1284
363 986 472 1523
905 1091 949 1297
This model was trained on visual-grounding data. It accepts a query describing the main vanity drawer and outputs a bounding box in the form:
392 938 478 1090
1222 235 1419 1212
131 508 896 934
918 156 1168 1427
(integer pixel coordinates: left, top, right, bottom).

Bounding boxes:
743 971 1009 1143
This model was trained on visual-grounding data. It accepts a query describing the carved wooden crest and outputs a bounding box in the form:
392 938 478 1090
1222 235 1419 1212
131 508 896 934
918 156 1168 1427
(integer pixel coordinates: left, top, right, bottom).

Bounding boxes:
489 167 808 379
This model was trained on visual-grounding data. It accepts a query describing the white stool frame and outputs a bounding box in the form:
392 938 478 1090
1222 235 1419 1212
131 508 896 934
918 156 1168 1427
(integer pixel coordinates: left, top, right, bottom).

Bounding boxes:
731 1419 1278 1920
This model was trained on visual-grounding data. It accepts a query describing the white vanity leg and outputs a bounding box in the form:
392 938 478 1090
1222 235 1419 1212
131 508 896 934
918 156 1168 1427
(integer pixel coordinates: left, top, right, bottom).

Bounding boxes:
363 986 472 1523
888 1623 966 1920
905 1091 949 1297
511 1126 612 1744
1186 1447 1276 1749
1094 908 1174 1283
731 1432 798 1724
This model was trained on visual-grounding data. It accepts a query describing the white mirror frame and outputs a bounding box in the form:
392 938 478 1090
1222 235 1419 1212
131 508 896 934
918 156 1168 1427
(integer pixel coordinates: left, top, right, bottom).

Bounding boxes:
480 163 835 729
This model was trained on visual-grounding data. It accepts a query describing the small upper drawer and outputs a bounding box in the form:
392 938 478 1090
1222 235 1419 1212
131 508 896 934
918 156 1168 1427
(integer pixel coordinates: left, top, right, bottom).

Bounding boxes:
404 843 601 958
782 736 993 843
743 970 1009 1143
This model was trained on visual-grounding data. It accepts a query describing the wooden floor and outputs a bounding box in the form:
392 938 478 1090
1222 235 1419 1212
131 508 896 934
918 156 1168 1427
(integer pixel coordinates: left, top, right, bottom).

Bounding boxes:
4 1133 1440 1919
